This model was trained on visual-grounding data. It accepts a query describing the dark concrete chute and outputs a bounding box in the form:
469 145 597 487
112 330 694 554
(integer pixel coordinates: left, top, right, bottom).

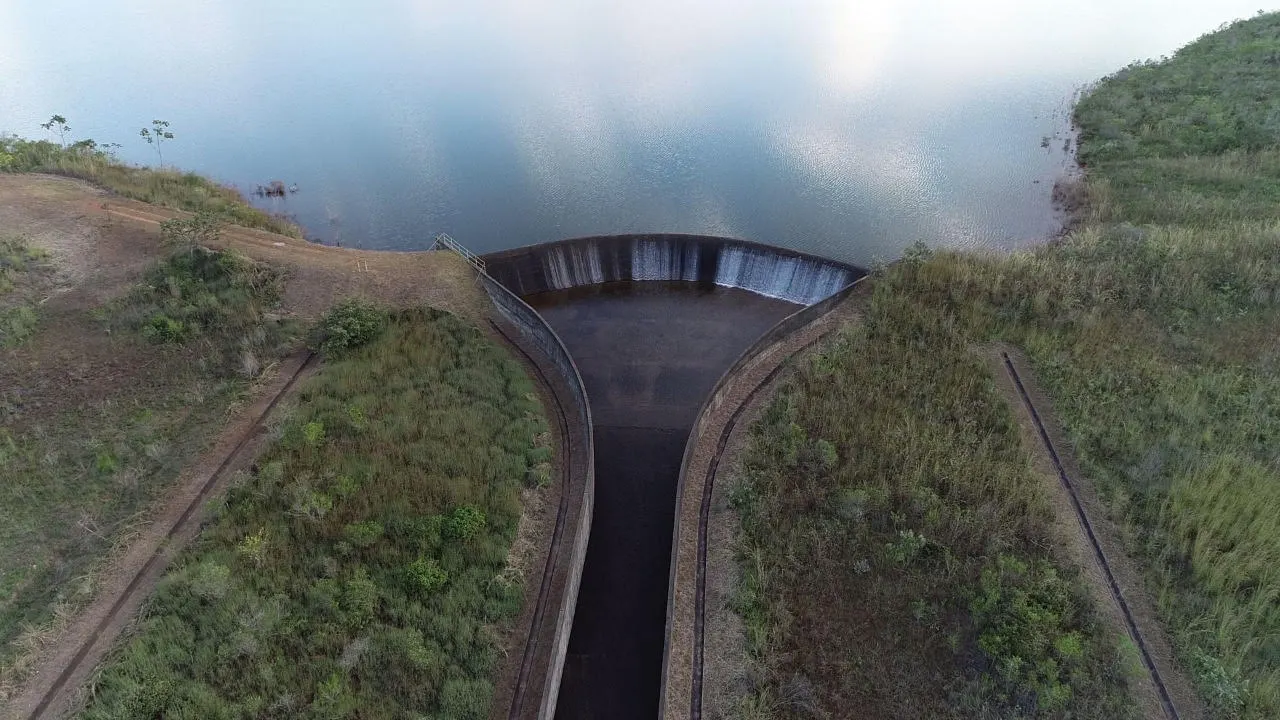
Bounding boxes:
481 235 864 720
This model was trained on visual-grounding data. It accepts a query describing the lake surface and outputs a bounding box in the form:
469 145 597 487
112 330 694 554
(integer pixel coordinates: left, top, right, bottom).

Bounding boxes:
1 1 1271 265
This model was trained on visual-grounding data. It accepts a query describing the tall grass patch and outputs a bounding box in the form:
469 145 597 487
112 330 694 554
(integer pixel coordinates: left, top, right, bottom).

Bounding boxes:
731 261 1135 718
0 135 299 237
80 309 549 719
0 235 49 347
109 245 294 377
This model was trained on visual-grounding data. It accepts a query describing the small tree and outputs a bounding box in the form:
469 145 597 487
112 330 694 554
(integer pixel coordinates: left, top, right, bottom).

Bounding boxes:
40 115 70 148
139 119 174 166
160 210 223 255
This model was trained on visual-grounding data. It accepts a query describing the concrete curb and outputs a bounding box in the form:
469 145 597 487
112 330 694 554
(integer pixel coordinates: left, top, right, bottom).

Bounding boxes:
478 275 596 720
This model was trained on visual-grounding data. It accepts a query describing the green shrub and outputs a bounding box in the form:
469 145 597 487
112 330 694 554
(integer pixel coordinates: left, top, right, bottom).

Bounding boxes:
316 299 387 354
311 672 357 719
236 529 269 567
1191 650 1248 718
446 506 487 542
290 487 333 520
303 421 326 446
123 678 174 717
142 313 189 343
341 568 379 628
884 529 930 566
438 678 494 720
813 438 838 471
343 521 384 549
93 450 119 476
406 557 449 594
332 474 360 500
185 561 232 601
970 555 1088 712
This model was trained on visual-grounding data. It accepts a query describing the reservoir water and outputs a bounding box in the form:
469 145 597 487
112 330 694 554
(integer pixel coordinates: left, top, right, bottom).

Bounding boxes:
1 1 1269 264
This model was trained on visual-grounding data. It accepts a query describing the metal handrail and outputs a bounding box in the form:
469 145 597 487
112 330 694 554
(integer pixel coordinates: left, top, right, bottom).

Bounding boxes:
432 233 486 274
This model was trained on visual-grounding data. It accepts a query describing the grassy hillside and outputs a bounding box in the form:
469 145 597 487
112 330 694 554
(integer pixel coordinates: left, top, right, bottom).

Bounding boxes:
78 309 551 719
734 12 1280 719
0 244 295 698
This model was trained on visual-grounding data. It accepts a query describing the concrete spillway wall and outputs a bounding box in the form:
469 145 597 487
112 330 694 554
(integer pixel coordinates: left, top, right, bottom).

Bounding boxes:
478 274 595 720
483 234 858 305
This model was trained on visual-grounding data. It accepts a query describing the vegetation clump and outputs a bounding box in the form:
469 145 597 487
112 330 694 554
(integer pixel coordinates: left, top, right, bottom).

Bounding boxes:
970 555 1090 711
80 309 548 719
0 236 48 347
732 285 1133 718
117 243 292 376
315 298 389 354
731 11 1280 719
1075 14 1280 162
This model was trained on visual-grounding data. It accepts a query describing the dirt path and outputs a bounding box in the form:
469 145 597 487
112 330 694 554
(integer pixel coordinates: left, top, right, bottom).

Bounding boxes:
90 196 488 323
0 174 486 431
986 344 1206 720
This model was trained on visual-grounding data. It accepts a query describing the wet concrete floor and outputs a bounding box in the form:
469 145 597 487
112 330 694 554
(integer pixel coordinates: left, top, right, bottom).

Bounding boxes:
525 281 797 720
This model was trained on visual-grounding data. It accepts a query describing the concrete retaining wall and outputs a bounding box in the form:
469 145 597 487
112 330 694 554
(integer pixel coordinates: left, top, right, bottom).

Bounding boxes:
479 274 595 720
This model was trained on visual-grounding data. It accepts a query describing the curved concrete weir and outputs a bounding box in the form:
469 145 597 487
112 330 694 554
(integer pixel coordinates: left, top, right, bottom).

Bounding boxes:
483 235 863 719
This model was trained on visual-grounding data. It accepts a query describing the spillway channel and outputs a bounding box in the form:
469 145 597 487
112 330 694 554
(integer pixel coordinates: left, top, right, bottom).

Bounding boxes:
481 235 862 719
528 282 797 719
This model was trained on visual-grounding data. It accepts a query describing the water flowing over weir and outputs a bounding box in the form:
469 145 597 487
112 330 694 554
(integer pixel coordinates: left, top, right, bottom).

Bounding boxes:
482 236 863 720
485 234 860 306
